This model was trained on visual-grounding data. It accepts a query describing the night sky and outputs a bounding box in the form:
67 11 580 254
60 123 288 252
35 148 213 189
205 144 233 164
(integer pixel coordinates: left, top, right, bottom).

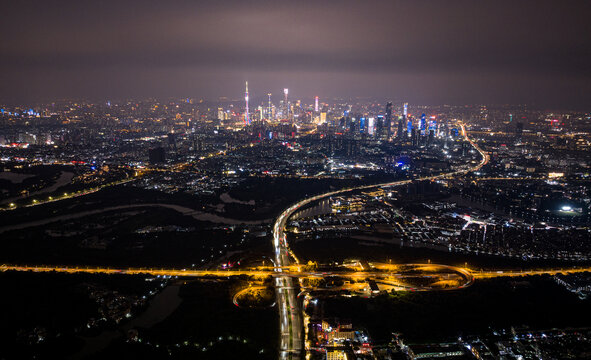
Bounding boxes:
1 0 590 107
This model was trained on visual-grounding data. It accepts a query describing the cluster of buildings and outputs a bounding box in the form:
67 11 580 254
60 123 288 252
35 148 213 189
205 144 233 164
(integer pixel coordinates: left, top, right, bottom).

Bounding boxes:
305 318 375 360
305 325 591 360
289 181 591 262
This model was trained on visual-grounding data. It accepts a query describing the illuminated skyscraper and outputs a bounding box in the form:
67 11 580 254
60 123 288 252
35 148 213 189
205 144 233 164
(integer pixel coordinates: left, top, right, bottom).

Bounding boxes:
429 116 437 132
403 102 410 136
267 93 273 120
368 117 375 136
283 88 289 120
315 96 319 112
420 113 427 135
244 81 250 125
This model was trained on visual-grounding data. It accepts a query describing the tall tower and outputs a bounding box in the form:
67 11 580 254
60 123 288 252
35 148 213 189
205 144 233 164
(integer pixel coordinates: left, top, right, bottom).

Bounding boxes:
314 96 319 113
267 93 272 120
403 102 410 136
283 88 289 120
244 81 250 125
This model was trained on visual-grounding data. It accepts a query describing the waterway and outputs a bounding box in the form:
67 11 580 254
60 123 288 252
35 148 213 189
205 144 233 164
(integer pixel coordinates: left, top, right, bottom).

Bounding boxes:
0 203 271 233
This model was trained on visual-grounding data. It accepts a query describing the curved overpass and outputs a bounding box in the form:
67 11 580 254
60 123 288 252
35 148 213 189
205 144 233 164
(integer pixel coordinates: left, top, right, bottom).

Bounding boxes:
272 122 488 359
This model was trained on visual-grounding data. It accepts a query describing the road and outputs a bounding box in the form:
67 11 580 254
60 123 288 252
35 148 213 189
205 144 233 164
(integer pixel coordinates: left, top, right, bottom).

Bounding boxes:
270 121 489 359
3 263 590 283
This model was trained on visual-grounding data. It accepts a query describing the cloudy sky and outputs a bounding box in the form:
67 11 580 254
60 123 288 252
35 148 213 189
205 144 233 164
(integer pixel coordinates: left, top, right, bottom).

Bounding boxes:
1 0 590 107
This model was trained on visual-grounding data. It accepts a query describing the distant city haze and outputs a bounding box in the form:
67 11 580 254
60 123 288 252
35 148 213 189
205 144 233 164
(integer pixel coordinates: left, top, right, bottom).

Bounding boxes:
1 0 590 108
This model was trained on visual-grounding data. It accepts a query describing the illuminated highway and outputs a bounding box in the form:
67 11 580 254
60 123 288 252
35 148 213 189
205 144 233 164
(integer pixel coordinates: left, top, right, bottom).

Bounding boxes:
270 121 489 359
1 175 137 212
0 263 476 293
2 264 589 283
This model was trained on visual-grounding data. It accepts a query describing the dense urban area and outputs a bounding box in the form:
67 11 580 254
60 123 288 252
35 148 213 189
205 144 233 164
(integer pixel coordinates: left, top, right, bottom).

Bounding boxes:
0 92 590 360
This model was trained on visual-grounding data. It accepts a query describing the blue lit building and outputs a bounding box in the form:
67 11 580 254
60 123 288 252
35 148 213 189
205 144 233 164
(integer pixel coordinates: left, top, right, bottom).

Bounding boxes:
420 114 427 135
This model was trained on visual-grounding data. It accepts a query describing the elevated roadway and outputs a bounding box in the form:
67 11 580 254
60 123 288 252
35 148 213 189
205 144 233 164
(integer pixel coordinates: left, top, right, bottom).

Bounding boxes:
271 122 489 359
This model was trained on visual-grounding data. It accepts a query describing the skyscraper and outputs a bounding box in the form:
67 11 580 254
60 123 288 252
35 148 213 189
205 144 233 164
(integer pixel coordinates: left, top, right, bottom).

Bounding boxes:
429 116 437 133
420 114 427 135
397 117 404 139
403 102 410 136
244 81 250 125
283 88 289 120
376 115 384 138
368 117 375 136
267 93 273 120
315 96 319 113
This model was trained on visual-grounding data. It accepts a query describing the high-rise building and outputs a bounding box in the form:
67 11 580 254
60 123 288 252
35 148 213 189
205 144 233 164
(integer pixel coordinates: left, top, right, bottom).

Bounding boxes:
397 117 404 139
283 88 289 120
385 102 393 138
420 114 427 135
350 117 357 133
267 93 273 120
315 96 319 113
368 117 375 136
375 115 384 138
403 102 411 136
244 81 250 125
429 116 436 132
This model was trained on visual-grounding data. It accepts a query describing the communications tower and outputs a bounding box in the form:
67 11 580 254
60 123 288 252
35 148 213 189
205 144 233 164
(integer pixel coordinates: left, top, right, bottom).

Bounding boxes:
244 81 250 125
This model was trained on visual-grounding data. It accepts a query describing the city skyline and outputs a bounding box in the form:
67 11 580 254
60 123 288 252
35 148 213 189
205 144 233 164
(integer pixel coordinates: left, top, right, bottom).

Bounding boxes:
1 1 591 359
